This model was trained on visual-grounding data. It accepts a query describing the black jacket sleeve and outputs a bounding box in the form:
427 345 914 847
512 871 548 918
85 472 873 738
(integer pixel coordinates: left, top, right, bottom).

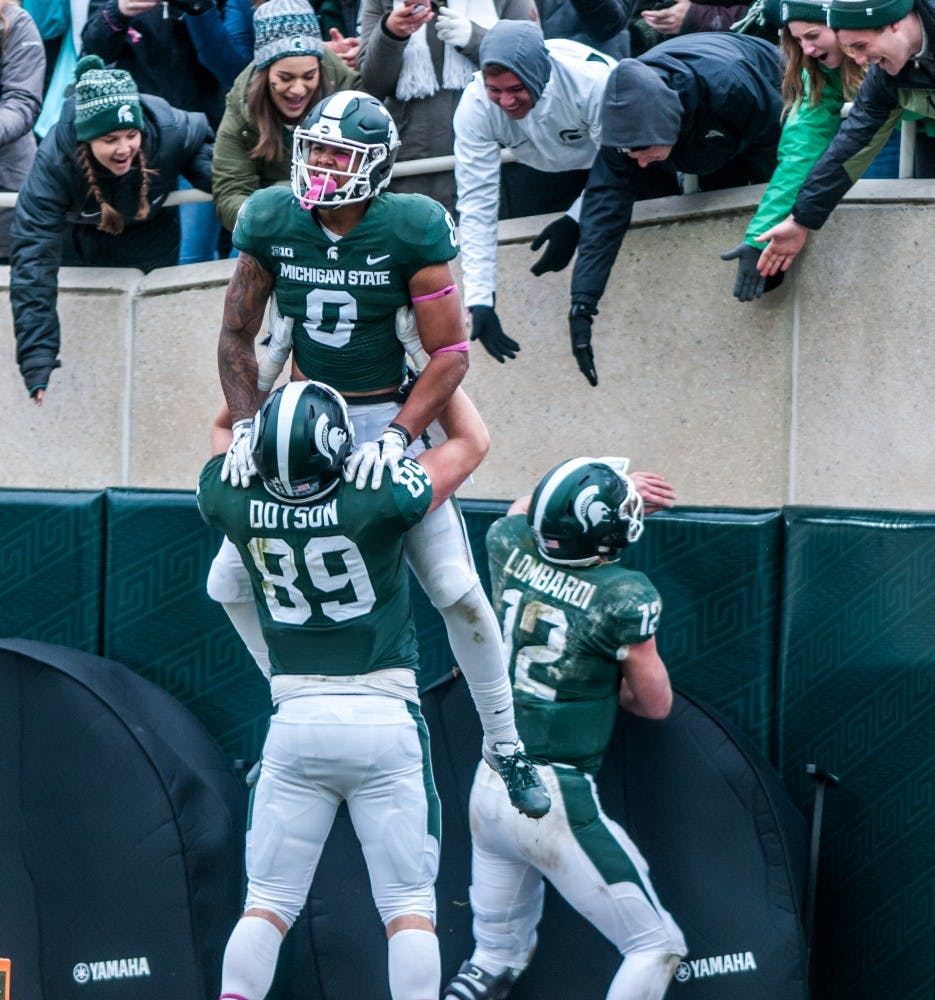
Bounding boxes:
82 0 131 64
9 132 72 389
570 148 640 311
792 68 902 230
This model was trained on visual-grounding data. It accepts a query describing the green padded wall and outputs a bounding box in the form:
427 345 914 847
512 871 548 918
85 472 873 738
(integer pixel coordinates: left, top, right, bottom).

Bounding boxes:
0 490 104 653
616 508 783 758
777 508 935 1000
103 489 272 764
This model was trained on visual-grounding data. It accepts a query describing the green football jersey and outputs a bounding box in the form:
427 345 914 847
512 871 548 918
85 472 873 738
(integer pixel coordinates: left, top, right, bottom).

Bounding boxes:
233 188 459 393
198 454 432 677
487 515 663 772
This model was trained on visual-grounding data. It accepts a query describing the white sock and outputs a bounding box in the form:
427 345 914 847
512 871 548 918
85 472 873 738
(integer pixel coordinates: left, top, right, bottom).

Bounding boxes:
387 928 440 1000
437 584 518 747
606 951 681 1000
219 915 283 1000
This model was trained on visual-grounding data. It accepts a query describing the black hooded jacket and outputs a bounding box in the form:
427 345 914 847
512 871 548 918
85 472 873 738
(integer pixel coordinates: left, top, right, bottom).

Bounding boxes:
571 32 782 310
10 94 213 393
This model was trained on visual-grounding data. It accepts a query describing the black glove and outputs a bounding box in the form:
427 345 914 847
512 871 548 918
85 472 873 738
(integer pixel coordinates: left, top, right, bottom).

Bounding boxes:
568 306 597 387
20 354 60 397
720 242 766 302
469 305 520 363
530 215 580 276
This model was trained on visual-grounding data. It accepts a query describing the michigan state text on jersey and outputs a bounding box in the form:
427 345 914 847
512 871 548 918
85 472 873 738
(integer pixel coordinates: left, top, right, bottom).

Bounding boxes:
234 186 458 393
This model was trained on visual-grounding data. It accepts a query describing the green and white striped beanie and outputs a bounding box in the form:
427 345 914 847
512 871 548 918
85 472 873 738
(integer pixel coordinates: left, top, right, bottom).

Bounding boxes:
254 0 324 70
73 55 143 142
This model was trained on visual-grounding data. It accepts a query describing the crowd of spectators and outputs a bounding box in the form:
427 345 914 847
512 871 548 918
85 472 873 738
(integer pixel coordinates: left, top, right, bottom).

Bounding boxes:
4 0 933 398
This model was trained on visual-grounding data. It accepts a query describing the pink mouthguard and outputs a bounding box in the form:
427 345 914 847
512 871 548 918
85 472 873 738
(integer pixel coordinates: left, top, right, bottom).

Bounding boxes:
300 176 337 209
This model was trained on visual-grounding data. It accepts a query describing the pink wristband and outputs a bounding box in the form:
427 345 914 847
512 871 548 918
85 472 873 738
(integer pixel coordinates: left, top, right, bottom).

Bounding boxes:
430 341 469 356
411 284 456 303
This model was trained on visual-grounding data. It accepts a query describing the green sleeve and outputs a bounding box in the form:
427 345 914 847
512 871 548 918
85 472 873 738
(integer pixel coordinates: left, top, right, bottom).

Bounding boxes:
744 71 845 246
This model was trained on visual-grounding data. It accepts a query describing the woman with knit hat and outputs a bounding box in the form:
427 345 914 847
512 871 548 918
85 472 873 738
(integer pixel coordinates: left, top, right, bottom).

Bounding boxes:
721 0 864 300
211 0 360 234
10 54 214 404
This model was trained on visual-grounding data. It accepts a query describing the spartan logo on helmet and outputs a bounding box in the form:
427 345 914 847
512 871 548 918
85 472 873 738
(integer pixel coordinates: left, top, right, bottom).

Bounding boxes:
291 91 400 209
252 381 354 503
529 458 644 566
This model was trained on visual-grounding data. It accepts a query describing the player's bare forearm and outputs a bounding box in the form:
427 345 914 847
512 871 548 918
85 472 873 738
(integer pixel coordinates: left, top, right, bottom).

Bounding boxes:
218 253 275 423
394 350 468 440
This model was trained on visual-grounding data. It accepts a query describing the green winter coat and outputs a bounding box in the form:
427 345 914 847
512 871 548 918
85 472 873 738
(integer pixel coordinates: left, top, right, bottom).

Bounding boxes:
211 50 361 232
744 65 844 247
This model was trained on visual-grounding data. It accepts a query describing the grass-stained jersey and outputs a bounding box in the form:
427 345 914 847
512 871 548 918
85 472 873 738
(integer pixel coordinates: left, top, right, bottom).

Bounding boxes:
487 514 663 772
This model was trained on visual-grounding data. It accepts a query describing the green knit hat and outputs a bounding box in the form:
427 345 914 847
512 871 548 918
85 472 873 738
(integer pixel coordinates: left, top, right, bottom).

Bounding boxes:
780 0 830 22
253 0 323 70
828 0 914 28
73 56 143 142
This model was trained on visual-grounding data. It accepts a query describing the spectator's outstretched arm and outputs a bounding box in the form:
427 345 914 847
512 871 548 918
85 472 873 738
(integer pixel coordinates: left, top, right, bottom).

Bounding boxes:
9 139 72 403
184 0 253 89
568 148 639 386
358 0 432 99
82 0 148 62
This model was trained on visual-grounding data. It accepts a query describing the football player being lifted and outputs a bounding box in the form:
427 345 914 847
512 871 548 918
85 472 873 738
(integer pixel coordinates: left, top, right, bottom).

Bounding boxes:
200 380 491 1000
212 90 550 819
443 458 686 1000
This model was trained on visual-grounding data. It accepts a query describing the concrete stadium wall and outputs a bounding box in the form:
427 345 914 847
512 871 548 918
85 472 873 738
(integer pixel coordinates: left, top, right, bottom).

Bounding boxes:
2 179 933 509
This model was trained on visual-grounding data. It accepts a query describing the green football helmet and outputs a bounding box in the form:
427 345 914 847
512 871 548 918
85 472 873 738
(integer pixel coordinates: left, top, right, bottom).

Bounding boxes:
528 457 644 566
292 91 400 209
251 381 353 503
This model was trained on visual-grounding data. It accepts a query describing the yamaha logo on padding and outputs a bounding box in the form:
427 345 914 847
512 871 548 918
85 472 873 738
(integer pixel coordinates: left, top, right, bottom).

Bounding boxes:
672 951 758 982
72 956 151 983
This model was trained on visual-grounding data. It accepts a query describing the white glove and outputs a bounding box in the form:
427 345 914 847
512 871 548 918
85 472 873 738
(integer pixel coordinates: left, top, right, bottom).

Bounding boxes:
221 418 257 488
395 305 430 370
435 7 472 47
343 427 408 490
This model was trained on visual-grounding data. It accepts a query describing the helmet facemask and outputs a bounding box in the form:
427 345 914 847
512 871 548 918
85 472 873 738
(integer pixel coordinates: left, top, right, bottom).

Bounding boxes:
291 92 400 209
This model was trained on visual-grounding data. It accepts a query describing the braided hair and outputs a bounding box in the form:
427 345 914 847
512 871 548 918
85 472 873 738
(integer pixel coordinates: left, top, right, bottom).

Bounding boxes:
75 141 157 235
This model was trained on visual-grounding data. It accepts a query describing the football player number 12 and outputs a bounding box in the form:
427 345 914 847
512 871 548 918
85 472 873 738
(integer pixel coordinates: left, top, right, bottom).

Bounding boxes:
501 589 565 701
248 534 376 623
501 589 662 702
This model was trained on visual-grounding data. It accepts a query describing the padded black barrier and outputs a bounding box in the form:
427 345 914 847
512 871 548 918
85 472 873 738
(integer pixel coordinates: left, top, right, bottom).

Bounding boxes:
0 489 105 653
776 508 935 1000
261 678 809 999
103 489 273 764
0 639 245 1000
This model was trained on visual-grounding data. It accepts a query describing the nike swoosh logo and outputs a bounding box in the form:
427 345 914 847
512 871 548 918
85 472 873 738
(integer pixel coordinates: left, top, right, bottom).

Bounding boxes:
80 210 100 218
151 193 165 207
367 253 390 265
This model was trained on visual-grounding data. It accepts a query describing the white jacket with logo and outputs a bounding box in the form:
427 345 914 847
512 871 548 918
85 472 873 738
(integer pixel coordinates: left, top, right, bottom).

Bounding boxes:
453 39 613 308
